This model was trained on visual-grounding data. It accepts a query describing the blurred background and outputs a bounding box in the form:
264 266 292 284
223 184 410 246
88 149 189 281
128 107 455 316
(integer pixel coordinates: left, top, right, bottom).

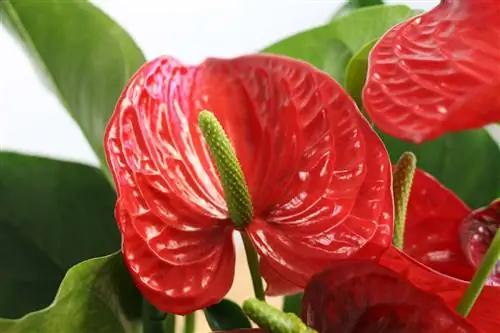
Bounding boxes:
0 1 440 331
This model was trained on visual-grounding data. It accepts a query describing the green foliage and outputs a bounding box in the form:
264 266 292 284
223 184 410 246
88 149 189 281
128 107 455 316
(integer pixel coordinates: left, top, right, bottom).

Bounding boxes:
344 39 377 106
0 152 119 318
282 293 303 316
381 130 500 209
263 5 416 84
0 0 146 180
204 299 252 331
0 253 142 333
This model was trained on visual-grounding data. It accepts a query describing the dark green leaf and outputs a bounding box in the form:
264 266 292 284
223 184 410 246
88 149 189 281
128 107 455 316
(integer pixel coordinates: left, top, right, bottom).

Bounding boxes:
0 0 146 179
380 129 500 209
204 299 252 331
263 5 416 84
0 152 120 318
0 253 142 333
344 39 377 106
282 293 303 316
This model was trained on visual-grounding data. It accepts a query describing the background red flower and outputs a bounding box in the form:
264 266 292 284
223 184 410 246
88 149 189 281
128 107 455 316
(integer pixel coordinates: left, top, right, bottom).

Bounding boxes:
363 0 500 143
379 169 500 332
301 260 478 333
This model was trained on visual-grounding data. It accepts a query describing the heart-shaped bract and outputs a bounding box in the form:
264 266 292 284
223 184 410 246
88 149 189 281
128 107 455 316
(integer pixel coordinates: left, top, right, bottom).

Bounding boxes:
301 260 478 333
104 54 393 314
380 169 500 332
363 0 500 143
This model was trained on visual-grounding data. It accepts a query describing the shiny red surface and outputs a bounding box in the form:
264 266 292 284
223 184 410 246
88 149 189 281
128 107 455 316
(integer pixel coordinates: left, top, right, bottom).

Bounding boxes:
301 260 478 333
460 200 500 286
380 170 500 332
404 169 474 280
363 0 500 143
104 54 393 313
380 247 499 333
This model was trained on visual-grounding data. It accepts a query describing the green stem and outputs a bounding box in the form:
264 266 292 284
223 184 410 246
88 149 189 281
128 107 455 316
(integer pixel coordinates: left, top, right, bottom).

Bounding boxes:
243 299 317 333
142 299 165 333
392 152 417 250
242 233 266 301
163 314 176 333
456 229 500 316
183 312 196 333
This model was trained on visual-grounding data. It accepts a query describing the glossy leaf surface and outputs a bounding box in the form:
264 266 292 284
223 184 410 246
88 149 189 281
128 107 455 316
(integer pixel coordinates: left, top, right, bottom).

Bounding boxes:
205 299 252 331
0 253 142 333
363 0 500 143
0 0 145 175
0 152 119 318
302 260 478 333
263 5 416 84
104 54 393 313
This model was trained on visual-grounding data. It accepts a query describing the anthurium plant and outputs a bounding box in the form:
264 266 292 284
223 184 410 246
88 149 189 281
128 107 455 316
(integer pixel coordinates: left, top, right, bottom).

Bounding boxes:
1 0 499 332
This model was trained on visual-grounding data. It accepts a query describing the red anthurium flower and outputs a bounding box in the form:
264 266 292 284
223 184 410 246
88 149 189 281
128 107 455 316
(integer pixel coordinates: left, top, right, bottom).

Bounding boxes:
104 54 393 314
363 0 500 143
379 169 500 332
301 260 478 333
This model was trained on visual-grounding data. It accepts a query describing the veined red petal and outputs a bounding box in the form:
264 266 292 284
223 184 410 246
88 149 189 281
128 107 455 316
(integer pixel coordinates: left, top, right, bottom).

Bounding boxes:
104 54 393 306
404 169 475 280
302 259 478 333
363 0 500 143
259 258 302 296
380 246 500 333
118 203 235 314
246 76 393 291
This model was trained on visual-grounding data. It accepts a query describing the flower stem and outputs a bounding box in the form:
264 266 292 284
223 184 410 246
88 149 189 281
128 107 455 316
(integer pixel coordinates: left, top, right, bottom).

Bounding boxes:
183 313 196 333
456 228 500 316
142 299 165 333
392 152 417 250
243 299 318 333
242 233 265 301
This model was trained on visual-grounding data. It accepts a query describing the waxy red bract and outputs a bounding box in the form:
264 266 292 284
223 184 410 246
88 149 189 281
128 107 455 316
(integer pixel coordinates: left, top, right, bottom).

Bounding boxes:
301 260 478 333
379 169 500 332
104 54 393 314
363 0 500 143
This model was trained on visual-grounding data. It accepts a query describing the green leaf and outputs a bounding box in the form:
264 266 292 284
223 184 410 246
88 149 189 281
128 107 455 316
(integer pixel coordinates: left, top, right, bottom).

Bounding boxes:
204 299 252 331
331 0 384 20
282 293 303 316
263 25 352 83
329 5 416 53
345 39 377 106
0 253 142 333
0 152 120 318
263 5 416 84
380 129 500 209
0 0 146 179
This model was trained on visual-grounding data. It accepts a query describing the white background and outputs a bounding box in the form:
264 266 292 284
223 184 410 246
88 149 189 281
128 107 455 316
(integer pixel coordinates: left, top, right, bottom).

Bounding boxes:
1 1 440 167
